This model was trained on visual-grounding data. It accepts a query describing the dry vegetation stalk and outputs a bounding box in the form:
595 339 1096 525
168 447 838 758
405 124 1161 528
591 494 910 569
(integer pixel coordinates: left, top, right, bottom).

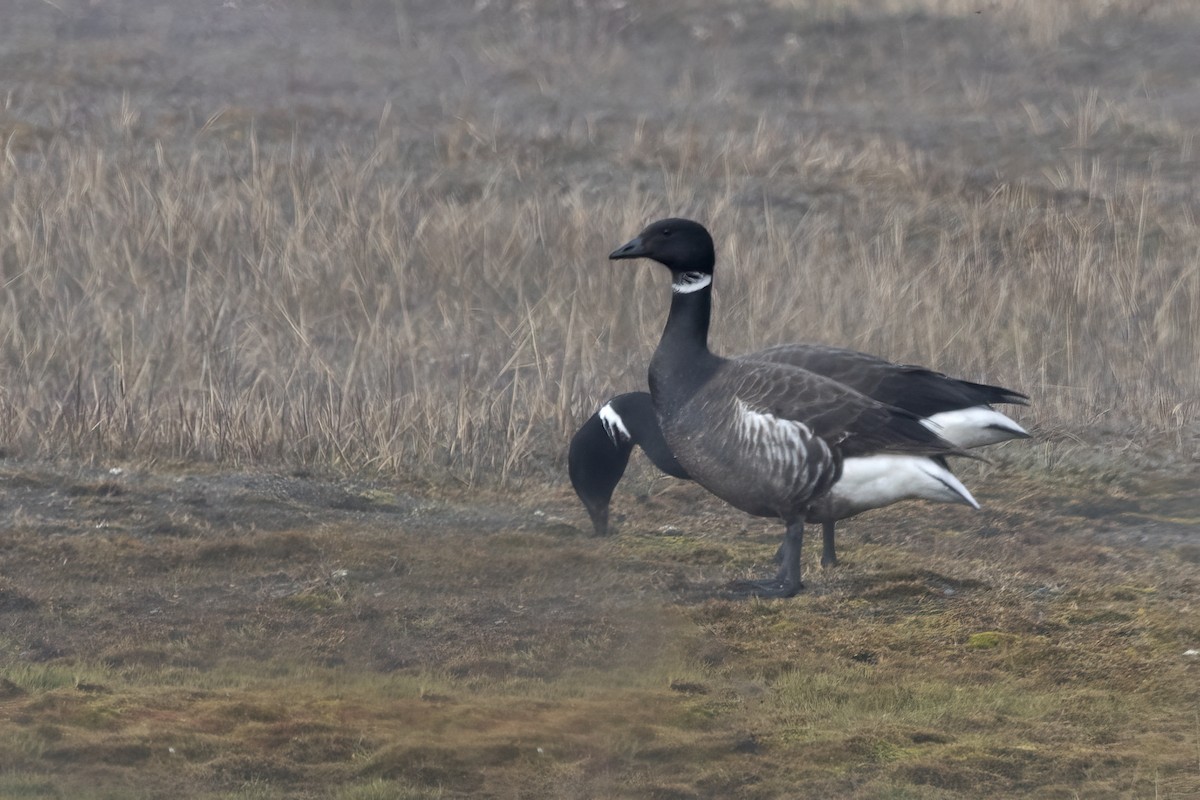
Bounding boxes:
1 0 1197 483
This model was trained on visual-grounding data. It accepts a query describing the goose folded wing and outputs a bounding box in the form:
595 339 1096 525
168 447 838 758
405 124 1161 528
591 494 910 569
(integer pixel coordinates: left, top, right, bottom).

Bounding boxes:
746 343 1029 415
714 360 969 460
751 342 894 378
745 344 897 400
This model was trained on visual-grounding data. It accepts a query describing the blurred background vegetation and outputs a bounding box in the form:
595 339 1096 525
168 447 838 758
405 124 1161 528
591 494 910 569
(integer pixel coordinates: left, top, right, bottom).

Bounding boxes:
2 0 1197 483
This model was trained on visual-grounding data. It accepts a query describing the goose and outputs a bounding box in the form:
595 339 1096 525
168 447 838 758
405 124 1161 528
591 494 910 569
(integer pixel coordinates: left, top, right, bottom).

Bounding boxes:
570 389 983 564
569 391 693 538
570 347 1026 559
607 218 979 597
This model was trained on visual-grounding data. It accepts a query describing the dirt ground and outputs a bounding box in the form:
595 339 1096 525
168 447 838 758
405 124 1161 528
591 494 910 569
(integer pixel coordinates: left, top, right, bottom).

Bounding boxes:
1 454 1198 797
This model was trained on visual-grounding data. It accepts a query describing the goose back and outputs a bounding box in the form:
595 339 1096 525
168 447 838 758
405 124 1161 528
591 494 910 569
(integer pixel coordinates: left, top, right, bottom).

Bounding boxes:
750 343 1029 416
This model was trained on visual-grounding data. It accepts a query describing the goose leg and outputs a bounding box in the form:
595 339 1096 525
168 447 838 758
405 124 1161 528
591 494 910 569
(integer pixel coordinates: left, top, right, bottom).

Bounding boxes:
729 520 807 598
773 519 838 569
773 519 805 596
821 520 837 568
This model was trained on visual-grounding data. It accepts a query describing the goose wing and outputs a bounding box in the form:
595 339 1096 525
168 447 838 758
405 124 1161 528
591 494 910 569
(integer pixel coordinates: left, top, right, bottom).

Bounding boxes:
710 359 968 460
747 343 1028 415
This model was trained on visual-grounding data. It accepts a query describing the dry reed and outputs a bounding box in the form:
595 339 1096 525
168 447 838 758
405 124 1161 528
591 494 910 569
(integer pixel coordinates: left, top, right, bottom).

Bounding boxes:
0 0 1196 483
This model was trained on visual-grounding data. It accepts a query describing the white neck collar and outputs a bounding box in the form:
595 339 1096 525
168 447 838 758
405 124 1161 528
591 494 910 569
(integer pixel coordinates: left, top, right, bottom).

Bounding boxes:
672 272 712 294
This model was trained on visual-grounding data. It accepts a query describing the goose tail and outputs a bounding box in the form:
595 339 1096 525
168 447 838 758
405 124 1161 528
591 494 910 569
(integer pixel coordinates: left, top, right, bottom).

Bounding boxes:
922 406 1030 450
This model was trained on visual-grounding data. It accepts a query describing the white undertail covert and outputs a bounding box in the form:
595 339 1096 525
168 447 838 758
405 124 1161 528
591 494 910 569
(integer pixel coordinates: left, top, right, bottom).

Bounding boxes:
921 406 1029 449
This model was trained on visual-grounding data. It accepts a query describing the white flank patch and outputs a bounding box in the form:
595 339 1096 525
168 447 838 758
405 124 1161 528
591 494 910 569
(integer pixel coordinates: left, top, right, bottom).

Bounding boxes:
833 455 979 512
735 399 810 474
921 406 1029 449
598 402 630 446
672 272 712 294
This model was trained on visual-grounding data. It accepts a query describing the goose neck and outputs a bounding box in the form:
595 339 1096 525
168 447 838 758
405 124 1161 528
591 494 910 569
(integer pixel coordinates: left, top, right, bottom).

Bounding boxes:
662 276 712 355
650 277 719 405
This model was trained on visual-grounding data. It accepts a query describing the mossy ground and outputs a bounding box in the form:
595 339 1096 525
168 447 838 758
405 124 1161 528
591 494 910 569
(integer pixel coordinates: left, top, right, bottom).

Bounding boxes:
1 456 1197 798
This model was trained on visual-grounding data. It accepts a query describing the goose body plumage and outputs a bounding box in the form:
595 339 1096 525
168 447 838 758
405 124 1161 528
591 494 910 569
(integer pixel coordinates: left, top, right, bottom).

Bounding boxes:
570 391 982 570
746 343 1029 448
569 390 983 558
569 346 1024 540
607 218 979 596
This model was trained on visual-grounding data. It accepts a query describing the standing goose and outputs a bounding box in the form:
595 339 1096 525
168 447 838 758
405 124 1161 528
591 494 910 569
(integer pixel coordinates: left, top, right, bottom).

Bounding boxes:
570 347 1027 557
608 218 972 597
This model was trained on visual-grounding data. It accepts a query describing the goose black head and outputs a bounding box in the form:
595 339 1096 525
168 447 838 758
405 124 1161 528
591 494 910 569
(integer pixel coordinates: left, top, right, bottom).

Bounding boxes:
609 218 715 277
568 392 692 536
568 400 636 536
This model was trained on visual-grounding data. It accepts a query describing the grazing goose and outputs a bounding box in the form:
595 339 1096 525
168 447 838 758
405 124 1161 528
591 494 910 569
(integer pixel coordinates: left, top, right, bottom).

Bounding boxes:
608 218 974 597
568 391 691 538
570 347 1026 557
570 391 979 567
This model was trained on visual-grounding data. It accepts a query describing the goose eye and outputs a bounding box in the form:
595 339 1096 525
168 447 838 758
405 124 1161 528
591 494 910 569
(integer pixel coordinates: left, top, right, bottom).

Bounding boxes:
661 228 672 237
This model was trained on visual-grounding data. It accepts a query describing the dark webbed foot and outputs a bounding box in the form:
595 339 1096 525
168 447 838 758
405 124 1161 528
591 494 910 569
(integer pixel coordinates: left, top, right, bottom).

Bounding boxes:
724 577 805 599
734 519 806 598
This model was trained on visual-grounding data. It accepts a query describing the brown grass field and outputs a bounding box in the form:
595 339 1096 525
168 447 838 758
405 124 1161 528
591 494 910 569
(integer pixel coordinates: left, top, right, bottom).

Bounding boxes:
1 0 1198 797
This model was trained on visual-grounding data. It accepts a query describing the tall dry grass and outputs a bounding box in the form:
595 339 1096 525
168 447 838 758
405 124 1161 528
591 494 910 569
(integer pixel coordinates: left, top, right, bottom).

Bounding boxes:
0 0 1197 483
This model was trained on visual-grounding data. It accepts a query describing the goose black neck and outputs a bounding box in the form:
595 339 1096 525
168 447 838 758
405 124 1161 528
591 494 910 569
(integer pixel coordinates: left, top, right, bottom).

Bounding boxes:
615 392 691 480
664 278 711 351
650 275 721 406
